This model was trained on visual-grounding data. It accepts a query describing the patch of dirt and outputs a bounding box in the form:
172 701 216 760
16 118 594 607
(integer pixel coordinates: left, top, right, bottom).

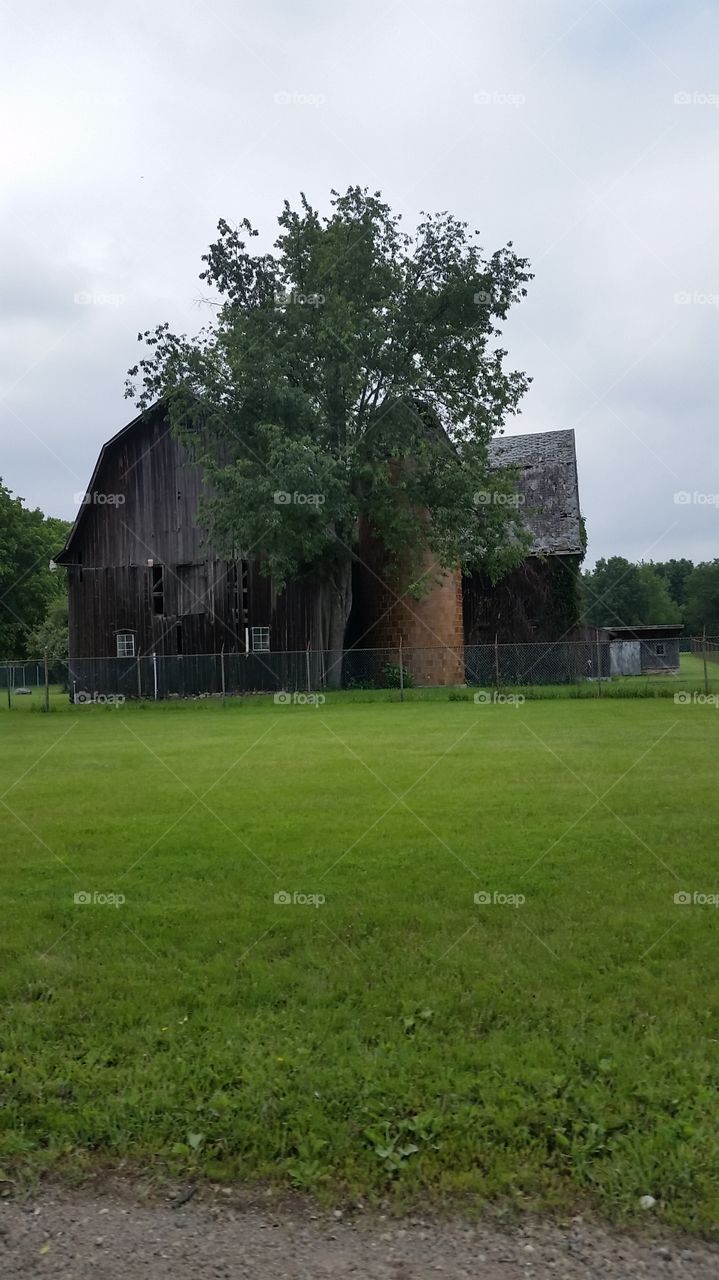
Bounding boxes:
1 1183 717 1278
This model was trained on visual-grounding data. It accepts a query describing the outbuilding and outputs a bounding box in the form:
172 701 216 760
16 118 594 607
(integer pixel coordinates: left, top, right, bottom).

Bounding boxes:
600 624 683 676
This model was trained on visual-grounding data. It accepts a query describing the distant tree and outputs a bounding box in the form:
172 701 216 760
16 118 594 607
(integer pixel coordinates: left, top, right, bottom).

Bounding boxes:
651 558 695 609
683 561 719 635
127 187 533 662
27 596 68 661
582 557 681 627
0 481 69 659
636 564 682 623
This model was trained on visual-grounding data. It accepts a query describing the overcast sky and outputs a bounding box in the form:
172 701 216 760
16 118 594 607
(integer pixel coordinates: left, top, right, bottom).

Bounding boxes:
1 0 717 567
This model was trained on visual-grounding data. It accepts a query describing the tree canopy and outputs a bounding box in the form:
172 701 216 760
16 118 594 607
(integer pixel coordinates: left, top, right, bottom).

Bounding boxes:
127 187 533 650
0 481 69 659
581 556 719 632
683 561 719 635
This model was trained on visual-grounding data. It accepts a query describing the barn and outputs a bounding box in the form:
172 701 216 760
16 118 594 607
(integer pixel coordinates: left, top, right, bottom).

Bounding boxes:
55 405 583 690
463 429 584 644
55 403 329 662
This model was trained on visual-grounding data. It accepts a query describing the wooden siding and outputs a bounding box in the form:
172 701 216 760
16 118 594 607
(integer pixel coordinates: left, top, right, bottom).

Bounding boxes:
61 408 326 658
61 407 584 659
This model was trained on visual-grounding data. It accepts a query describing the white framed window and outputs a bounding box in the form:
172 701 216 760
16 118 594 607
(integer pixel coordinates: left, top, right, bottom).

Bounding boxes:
116 632 135 658
251 626 270 653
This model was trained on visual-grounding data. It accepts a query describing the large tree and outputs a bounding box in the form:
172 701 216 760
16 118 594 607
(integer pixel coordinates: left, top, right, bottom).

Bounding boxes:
683 561 719 635
0 482 68 660
651 558 695 610
127 187 533 656
581 557 681 628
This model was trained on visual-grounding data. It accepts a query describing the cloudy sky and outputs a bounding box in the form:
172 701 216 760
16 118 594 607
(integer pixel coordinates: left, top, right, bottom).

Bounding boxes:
2 0 717 567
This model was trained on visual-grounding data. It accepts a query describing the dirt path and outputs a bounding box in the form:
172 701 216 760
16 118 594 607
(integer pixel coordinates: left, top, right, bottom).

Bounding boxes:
1 1185 717 1279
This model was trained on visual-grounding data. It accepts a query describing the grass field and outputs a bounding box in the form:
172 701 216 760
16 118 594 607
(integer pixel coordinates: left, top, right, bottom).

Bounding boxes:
1 695 719 1233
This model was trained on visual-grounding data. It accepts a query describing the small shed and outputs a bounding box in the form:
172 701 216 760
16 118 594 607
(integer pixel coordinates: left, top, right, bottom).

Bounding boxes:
601 625 683 676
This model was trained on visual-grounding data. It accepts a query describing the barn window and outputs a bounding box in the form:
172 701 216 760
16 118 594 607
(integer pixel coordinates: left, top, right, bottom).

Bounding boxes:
656 643 665 656
251 626 270 653
151 564 164 615
117 632 135 658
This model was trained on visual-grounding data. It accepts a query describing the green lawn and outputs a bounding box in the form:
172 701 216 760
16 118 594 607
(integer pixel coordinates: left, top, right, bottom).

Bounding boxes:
1 697 719 1232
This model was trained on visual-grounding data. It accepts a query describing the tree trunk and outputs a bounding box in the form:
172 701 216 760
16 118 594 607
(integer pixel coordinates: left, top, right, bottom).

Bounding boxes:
321 560 353 689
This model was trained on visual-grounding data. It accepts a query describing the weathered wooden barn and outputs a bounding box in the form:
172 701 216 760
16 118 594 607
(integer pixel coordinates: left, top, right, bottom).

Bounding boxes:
56 403 329 661
56 406 582 674
463 429 584 644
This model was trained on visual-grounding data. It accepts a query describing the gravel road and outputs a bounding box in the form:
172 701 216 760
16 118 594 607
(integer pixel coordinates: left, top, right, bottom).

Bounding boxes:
2 1185 717 1279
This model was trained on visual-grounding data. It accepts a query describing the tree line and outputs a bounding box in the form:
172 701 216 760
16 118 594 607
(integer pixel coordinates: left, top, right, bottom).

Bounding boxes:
0 481 69 661
581 557 719 634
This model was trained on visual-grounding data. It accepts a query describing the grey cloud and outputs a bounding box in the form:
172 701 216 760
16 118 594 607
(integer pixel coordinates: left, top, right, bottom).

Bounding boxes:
1 0 717 566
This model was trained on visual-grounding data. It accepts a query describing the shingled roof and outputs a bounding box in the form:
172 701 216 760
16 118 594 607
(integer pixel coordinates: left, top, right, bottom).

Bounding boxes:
489 428 582 555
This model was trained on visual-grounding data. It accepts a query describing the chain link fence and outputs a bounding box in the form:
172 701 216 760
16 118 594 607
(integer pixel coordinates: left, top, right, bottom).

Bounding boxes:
692 636 719 665
2 638 718 706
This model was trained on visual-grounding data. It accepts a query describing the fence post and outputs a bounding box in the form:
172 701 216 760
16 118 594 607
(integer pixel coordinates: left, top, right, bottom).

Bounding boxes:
6 668 10 711
703 627 709 695
43 649 49 713
399 639 404 702
220 644 226 703
494 634 500 692
137 653 142 700
306 644 311 693
595 628 602 697
152 651 158 701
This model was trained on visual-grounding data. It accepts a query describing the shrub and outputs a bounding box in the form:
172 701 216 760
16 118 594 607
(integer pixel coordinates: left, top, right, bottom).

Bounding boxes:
382 662 415 689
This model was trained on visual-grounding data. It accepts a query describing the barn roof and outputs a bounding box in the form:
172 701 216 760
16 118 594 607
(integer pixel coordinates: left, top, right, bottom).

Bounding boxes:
488 428 582 556
55 403 165 563
57 406 583 564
